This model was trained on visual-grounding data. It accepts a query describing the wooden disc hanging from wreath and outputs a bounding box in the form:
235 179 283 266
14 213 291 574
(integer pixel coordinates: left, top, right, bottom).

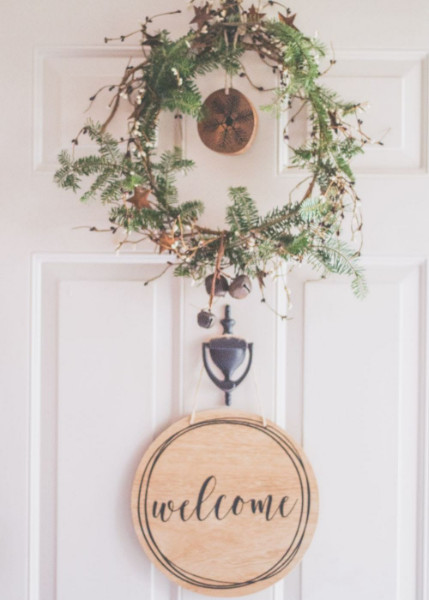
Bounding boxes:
197 88 258 155
131 410 318 597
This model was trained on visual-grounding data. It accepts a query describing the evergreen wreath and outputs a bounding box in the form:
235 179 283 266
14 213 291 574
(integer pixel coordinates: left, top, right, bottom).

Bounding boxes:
54 0 376 321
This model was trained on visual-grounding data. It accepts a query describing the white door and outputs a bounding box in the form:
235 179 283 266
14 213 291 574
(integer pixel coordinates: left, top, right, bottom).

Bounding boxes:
1 1 428 599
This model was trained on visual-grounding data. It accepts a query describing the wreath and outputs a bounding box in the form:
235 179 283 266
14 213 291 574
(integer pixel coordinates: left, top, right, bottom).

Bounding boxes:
54 0 374 326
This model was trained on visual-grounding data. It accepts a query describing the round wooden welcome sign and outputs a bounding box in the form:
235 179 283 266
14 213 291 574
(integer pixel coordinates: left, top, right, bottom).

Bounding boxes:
131 410 318 596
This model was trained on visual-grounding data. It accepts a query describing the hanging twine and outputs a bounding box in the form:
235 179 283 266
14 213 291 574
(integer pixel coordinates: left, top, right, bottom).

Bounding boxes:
208 235 225 310
189 362 205 425
252 368 267 427
223 29 230 95
174 110 183 148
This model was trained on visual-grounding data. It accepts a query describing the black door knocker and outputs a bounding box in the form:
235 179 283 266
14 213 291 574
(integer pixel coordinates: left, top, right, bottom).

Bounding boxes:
202 305 253 405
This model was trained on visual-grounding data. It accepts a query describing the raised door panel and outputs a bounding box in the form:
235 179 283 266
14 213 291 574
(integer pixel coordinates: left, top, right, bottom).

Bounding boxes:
286 261 424 600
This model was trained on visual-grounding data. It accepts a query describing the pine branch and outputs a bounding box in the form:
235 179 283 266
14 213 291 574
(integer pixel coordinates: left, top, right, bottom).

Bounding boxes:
226 187 259 232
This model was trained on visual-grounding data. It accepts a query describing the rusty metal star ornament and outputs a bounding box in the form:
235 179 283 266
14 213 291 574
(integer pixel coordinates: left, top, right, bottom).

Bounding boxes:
142 32 163 47
190 4 212 30
158 231 176 253
278 12 298 30
128 186 152 209
247 4 266 22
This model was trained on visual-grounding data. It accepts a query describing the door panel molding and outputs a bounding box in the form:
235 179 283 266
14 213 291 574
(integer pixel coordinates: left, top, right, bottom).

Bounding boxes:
29 254 429 600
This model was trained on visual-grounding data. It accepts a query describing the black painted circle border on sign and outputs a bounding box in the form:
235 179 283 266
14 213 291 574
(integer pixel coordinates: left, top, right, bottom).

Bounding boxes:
136 416 312 591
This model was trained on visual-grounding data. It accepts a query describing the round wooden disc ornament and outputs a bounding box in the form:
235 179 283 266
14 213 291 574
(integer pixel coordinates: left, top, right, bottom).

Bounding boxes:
131 410 318 596
197 89 258 155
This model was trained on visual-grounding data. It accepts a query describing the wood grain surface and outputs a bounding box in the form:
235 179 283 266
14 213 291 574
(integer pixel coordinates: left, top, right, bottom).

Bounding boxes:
131 409 318 596
197 89 258 155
